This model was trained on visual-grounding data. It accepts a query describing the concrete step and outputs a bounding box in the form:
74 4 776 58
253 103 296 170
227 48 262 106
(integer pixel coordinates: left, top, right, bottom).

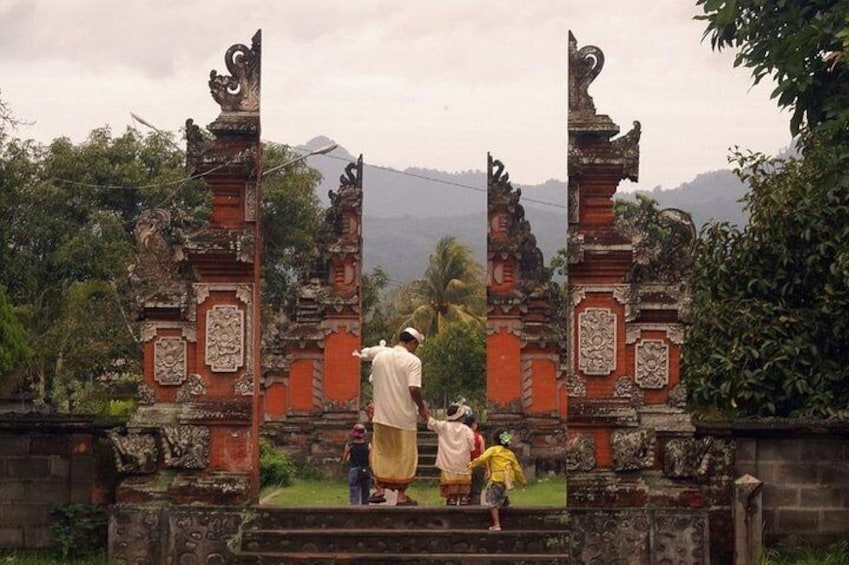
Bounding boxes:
235 552 568 564
240 528 569 555
244 506 569 532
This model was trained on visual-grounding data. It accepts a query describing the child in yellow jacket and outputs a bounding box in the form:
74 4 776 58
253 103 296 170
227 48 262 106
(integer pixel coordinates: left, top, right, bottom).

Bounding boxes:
468 429 526 531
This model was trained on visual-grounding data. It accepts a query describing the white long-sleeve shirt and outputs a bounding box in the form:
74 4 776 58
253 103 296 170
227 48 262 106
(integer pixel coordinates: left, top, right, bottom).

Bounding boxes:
427 416 475 475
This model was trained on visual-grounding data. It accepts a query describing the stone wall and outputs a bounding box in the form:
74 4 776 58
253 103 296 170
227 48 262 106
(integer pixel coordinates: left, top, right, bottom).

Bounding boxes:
703 420 849 547
0 413 116 550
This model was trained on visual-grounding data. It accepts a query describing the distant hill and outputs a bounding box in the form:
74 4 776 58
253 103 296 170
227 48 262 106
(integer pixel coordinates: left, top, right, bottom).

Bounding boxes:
302 136 749 284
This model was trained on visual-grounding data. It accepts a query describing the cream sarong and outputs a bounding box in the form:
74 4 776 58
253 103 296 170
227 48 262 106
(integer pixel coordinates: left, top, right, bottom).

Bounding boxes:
372 422 418 489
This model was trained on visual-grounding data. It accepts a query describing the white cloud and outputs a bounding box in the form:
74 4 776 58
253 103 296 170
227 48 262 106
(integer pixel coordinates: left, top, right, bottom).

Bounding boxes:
0 0 791 190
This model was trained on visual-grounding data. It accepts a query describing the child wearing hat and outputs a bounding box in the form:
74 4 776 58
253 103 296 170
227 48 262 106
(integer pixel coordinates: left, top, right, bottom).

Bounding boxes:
426 403 475 505
342 423 372 505
468 429 526 530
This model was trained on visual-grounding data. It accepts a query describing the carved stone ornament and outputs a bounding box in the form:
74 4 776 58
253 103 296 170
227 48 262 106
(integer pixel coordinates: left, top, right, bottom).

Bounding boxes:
162 425 210 469
611 429 655 472
565 434 596 471
108 431 158 474
208 30 261 112
568 30 604 116
578 308 616 375
176 373 207 403
667 382 688 409
614 376 645 406
339 155 363 188
205 305 244 372
136 382 155 405
244 182 257 222
129 209 174 282
234 372 254 396
635 339 669 389
611 121 642 183
154 336 187 386
663 437 713 479
567 373 587 397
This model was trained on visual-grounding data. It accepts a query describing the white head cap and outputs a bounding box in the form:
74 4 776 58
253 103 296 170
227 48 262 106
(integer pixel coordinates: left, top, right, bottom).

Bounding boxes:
401 327 425 344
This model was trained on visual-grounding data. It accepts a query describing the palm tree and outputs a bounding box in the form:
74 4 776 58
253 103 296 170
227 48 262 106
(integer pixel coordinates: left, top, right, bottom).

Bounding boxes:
393 236 485 339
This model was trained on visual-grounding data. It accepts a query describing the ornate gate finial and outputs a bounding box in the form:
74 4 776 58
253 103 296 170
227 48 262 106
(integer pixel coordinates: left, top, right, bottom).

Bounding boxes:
209 29 262 112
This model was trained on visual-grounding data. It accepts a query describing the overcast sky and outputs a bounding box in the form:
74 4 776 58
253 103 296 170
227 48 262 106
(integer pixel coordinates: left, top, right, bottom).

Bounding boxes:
0 0 791 191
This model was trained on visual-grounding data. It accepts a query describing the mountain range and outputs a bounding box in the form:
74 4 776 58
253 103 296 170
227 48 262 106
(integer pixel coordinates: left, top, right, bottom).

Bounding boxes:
302 136 750 285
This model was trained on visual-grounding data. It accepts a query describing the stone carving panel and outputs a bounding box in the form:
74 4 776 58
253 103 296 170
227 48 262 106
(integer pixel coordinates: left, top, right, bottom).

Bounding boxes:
205 304 244 372
663 437 713 479
234 371 254 396
566 434 596 471
162 425 210 469
572 510 651 564
567 373 587 397
611 429 655 472
136 382 155 405
578 307 616 375
176 373 207 403
635 339 669 389
654 511 708 564
614 376 645 406
170 508 241 565
667 382 688 409
154 336 187 386
109 432 158 474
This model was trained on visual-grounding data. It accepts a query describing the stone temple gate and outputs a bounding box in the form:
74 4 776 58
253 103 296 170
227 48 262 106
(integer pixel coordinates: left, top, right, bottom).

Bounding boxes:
110 29 727 563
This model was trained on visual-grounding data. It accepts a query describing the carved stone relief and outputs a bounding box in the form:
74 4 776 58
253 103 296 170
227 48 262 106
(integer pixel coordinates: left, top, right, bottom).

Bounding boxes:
614 376 644 406
162 425 210 469
205 305 244 372
154 336 187 386
663 437 713 479
567 374 587 397
208 31 261 113
176 373 207 403
654 512 708 565
109 432 158 474
234 372 253 396
667 383 688 409
578 308 616 375
635 339 669 389
244 182 257 222
566 434 596 471
611 429 655 471
136 382 155 405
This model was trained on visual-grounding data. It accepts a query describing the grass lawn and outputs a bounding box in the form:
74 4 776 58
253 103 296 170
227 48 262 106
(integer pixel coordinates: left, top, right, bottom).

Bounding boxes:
261 474 567 507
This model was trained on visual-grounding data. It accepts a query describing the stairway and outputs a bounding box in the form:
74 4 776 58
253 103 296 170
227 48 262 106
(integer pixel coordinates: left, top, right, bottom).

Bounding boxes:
416 432 440 479
233 506 570 564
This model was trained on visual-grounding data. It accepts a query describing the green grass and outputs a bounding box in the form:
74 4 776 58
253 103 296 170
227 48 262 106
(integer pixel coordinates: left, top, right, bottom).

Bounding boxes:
760 539 849 565
261 474 567 507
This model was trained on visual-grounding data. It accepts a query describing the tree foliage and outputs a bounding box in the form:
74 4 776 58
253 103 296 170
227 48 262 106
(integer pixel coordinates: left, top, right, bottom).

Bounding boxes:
696 0 849 136
688 1 849 418
0 284 30 392
0 119 323 410
393 235 485 339
418 321 486 411
683 135 849 418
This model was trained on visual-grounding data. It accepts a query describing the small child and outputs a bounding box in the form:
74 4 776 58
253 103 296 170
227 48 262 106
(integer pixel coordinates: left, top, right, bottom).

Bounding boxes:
468 429 526 531
427 403 475 505
463 412 486 505
342 423 372 505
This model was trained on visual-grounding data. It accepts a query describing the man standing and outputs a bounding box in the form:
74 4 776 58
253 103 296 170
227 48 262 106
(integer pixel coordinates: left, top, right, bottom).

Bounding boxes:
368 327 427 505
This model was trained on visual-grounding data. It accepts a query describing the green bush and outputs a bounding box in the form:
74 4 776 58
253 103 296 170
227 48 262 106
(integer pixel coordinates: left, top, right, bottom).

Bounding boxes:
48 503 107 559
259 438 295 488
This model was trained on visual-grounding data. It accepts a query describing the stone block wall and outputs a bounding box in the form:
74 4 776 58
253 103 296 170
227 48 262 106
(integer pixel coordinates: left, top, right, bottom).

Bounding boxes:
0 413 116 549
708 420 849 547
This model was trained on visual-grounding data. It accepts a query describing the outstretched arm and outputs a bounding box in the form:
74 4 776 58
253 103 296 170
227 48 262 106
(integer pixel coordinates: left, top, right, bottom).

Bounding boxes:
409 386 428 419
